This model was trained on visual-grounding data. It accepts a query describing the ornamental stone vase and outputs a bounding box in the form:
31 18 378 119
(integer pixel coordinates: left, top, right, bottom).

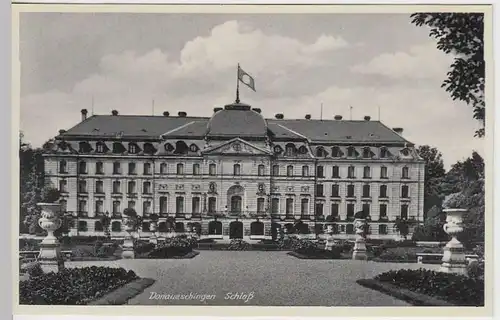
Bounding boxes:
324 225 335 251
37 203 65 273
149 221 158 245
121 216 136 259
352 218 368 260
440 208 467 275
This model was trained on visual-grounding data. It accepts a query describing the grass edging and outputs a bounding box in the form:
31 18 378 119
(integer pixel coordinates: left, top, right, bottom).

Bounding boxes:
356 278 456 306
88 278 155 305
287 251 343 260
137 250 200 259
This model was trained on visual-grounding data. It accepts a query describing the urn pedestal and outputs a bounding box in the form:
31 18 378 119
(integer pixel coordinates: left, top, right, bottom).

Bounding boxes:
352 219 367 260
37 203 65 273
121 216 136 259
324 225 335 251
149 221 158 245
440 208 467 275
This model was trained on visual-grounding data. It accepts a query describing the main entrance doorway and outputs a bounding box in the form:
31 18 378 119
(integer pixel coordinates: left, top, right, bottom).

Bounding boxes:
229 221 244 239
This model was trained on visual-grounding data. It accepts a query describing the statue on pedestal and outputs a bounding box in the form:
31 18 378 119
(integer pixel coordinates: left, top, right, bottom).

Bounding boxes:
324 225 335 251
37 202 65 273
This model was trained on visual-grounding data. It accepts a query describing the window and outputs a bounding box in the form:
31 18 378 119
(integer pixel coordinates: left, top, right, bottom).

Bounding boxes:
95 200 104 214
346 224 355 234
78 221 88 232
112 142 125 154
209 163 217 176
285 144 295 156
402 167 409 179
348 166 355 178
159 196 168 214
332 166 340 178
316 165 324 178
95 180 104 194
160 163 167 174
208 197 216 213
302 166 309 177
362 184 370 198
380 148 388 158
379 224 388 235
78 199 87 213
176 197 184 213
143 163 152 175
128 201 136 209
347 184 355 198
401 204 409 219
258 164 265 176
143 201 151 215
380 166 388 179
347 203 355 218
193 163 200 175
128 143 138 154
271 198 279 214
96 161 104 174
230 196 242 213
113 201 121 214
112 181 121 194
380 185 388 198
401 185 409 198
331 203 339 216
316 147 326 157
316 184 324 197
176 163 184 175
128 181 136 194
272 165 280 176
363 148 371 158
78 161 87 174
347 147 356 158
59 199 67 212
380 204 387 218
113 162 121 175
301 199 309 215
59 180 67 193
78 180 87 193
315 203 323 216
331 184 339 197
111 221 121 232
332 146 341 158
287 165 293 177
96 142 106 154
142 222 150 232
192 197 200 214
143 181 151 194
128 163 136 175
59 160 67 174
257 198 266 213
362 203 370 215
233 164 241 176
363 166 371 178
286 198 294 214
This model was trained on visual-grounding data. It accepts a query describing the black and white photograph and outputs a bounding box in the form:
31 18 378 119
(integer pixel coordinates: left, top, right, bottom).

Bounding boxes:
15 4 491 312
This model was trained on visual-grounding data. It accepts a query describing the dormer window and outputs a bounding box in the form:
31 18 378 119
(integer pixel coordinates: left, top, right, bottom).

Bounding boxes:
129 143 138 154
164 143 174 152
79 142 92 153
112 142 126 154
96 142 106 153
347 146 356 158
401 148 411 157
380 147 388 158
189 144 198 152
285 144 295 156
362 147 372 159
274 145 282 154
298 146 308 154
316 147 327 157
332 146 342 158
144 143 156 155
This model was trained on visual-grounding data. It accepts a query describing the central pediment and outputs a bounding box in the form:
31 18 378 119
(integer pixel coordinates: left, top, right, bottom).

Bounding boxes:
202 138 272 156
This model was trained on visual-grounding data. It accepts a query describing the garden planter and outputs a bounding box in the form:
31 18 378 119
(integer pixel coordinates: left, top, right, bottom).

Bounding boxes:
440 208 467 275
37 203 64 273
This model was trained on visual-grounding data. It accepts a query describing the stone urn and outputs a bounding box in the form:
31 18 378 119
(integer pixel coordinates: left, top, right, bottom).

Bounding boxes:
324 225 335 251
149 220 158 245
352 218 368 260
37 203 65 273
440 208 467 275
121 215 136 259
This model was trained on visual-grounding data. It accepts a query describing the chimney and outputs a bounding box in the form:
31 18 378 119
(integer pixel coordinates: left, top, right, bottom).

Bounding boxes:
334 115 343 120
252 108 261 114
213 107 223 113
178 111 187 117
364 116 371 121
81 109 88 121
163 111 170 117
111 110 119 116
58 129 66 135
275 113 284 119
305 114 311 120
393 127 404 135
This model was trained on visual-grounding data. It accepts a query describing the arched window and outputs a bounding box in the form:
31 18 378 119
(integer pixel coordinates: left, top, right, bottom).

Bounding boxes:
209 163 216 175
250 221 265 235
111 221 121 232
164 143 174 152
347 146 356 158
233 164 241 176
59 160 67 174
160 163 167 174
208 221 222 235
176 163 184 175
402 166 409 179
316 147 326 157
302 166 309 177
78 161 87 174
287 165 293 177
258 164 265 176
94 221 103 232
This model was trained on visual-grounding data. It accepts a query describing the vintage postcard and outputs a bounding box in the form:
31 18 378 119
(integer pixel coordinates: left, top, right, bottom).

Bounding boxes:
12 3 494 318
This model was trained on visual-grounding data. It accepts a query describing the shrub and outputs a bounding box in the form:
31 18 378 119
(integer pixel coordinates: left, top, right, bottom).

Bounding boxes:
374 268 484 306
22 262 44 278
147 236 195 258
467 260 484 281
41 188 61 203
19 266 137 305
226 239 251 251
135 242 156 255
276 236 300 250
292 239 342 259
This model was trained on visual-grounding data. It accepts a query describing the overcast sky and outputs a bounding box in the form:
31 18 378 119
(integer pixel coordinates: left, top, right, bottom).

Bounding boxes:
19 12 484 169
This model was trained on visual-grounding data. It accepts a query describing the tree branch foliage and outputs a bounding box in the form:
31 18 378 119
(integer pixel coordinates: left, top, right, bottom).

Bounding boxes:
411 13 485 137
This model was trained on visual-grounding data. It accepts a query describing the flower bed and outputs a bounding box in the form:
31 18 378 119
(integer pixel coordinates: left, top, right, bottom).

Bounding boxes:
138 235 198 259
371 268 484 306
289 239 342 259
19 266 138 305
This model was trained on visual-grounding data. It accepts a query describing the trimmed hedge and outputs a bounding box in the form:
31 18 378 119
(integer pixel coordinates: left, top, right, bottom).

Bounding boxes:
374 268 484 306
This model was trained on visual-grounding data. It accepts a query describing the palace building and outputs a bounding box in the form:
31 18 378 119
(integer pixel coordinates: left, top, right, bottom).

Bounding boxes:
43 101 425 240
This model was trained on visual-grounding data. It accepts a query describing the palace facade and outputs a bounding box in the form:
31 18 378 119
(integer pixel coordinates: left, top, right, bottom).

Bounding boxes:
43 101 425 240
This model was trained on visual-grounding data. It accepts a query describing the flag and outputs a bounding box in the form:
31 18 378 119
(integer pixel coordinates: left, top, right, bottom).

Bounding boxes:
238 66 256 91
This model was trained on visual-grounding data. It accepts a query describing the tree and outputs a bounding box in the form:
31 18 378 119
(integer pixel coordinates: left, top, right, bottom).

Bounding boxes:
411 13 485 137
416 145 447 216
393 218 416 240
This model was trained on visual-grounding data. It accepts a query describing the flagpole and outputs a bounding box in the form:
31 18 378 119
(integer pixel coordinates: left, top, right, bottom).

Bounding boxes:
350 105 353 120
236 63 240 103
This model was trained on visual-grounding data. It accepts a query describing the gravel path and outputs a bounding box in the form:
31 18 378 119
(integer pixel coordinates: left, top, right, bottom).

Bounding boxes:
67 251 438 306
